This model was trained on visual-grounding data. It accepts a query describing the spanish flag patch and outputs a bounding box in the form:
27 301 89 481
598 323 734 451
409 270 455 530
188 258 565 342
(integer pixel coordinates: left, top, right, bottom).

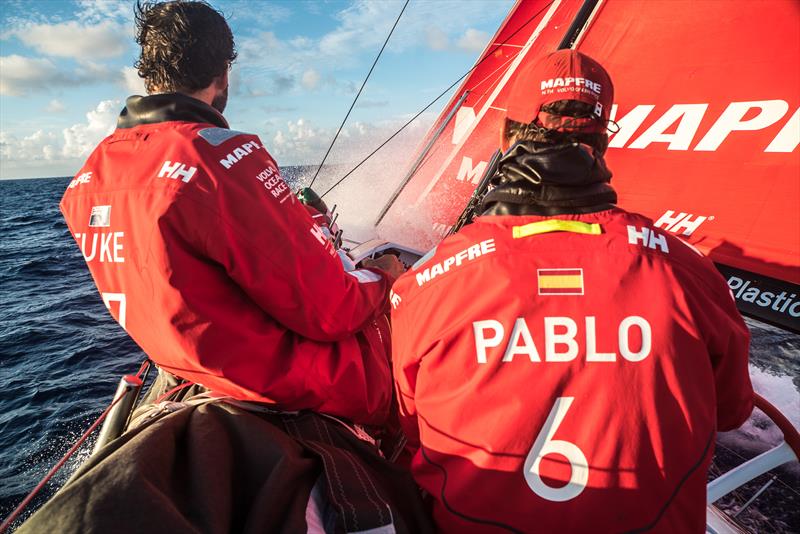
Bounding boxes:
538 268 584 295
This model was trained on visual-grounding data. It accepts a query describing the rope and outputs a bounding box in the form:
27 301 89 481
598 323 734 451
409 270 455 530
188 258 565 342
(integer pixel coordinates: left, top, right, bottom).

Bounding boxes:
154 381 194 404
320 0 555 198
391 52 519 185
0 360 151 533
307 0 410 189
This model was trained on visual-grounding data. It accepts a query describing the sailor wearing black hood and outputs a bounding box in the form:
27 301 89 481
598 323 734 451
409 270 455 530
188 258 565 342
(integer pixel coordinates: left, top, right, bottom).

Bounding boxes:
389 49 753 533
482 49 616 216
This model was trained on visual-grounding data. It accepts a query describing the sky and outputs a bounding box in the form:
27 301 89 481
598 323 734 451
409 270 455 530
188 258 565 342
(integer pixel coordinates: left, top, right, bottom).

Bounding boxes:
0 0 515 179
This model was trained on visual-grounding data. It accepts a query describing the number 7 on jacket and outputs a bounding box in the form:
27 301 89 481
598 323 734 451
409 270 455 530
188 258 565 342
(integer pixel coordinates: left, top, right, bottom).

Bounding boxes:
524 396 589 502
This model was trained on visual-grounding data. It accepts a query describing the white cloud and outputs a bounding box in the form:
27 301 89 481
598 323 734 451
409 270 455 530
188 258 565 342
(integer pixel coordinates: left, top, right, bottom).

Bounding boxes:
265 111 435 168
316 1 504 57
262 105 297 114
235 0 511 98
258 31 284 53
62 99 120 158
0 55 117 96
45 99 65 113
122 66 146 95
75 0 134 24
1 99 121 178
0 129 59 162
1 100 118 162
290 36 314 49
271 118 327 164
319 1 388 58
226 1 292 26
9 20 128 60
356 100 389 109
301 69 321 90
456 29 490 53
0 55 59 96
425 27 449 51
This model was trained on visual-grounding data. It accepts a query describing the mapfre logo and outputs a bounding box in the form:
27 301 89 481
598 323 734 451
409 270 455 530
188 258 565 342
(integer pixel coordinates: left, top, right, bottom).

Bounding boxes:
654 210 713 237
69 172 92 189
220 141 261 169
541 77 602 95
609 100 798 152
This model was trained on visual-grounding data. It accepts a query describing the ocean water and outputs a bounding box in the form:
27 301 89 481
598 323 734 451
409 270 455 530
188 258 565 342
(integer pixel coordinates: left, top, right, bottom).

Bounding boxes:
0 175 798 531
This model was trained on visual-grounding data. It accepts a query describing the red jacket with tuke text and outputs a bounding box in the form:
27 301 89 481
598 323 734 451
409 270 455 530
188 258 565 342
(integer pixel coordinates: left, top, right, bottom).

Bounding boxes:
61 94 393 425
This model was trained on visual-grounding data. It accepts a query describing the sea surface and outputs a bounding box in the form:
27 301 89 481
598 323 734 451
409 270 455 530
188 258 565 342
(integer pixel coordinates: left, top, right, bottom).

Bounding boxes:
1 175 798 531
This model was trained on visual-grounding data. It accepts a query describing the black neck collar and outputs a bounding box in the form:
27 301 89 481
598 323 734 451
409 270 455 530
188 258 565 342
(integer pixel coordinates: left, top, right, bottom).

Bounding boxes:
117 93 229 129
480 141 617 216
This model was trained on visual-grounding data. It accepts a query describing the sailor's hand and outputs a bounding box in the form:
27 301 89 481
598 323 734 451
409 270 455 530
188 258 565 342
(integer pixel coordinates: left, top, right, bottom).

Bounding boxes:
361 254 406 281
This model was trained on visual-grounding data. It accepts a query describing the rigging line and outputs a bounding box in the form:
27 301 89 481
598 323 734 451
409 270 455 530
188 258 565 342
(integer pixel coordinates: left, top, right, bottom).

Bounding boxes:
404 44 513 185
307 0 410 189
320 0 555 198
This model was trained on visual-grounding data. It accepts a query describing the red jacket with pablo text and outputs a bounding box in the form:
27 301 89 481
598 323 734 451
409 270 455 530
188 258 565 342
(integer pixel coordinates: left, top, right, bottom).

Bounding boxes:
391 208 753 532
61 94 393 425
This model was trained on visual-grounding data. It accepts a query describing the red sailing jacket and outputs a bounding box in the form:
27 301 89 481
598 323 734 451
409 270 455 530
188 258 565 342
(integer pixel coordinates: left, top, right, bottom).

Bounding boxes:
391 208 753 533
61 94 393 425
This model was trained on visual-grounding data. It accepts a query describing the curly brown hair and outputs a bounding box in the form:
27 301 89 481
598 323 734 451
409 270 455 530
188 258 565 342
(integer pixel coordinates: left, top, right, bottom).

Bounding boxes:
134 1 237 94
503 100 609 154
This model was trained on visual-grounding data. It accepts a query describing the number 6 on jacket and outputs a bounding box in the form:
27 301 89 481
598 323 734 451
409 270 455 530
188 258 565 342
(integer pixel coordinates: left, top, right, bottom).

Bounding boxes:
524 396 588 502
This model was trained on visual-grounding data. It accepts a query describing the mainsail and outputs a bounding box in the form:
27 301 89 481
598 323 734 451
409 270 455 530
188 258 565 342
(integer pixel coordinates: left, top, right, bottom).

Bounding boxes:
375 0 800 332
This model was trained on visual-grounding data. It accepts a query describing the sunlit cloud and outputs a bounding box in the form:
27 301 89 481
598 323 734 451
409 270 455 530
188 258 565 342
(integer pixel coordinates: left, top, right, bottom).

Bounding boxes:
301 69 321 90
457 29 490 53
425 27 449 51
121 66 146 95
45 99 65 113
0 0 514 179
7 21 129 60
0 100 120 172
0 55 60 96
61 99 120 158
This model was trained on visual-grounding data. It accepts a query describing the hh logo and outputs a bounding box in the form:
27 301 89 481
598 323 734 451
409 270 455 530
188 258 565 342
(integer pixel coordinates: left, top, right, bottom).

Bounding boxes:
158 161 197 183
390 290 402 310
627 226 669 253
309 224 336 257
654 210 712 236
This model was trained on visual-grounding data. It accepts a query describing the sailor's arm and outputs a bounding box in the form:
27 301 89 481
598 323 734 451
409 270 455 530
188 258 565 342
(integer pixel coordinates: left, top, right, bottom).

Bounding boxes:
699 269 754 431
199 135 395 342
390 283 422 454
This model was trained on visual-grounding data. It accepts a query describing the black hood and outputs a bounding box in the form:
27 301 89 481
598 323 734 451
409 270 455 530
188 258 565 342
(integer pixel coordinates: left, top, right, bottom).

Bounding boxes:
480 141 617 216
117 93 229 129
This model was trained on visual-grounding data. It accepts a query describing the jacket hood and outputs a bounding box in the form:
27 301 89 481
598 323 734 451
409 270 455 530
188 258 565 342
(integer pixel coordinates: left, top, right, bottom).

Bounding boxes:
117 93 229 129
480 141 617 216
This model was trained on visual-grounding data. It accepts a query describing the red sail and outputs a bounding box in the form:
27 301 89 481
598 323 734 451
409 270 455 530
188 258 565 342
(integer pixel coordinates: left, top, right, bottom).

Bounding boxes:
376 0 799 331
376 0 584 244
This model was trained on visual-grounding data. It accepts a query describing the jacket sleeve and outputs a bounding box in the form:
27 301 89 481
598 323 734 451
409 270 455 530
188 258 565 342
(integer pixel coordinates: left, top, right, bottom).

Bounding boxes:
197 134 392 342
390 283 422 455
692 261 754 431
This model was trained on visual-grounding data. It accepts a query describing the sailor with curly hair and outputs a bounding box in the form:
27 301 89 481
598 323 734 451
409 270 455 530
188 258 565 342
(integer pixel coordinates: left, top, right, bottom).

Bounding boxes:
26 2 429 533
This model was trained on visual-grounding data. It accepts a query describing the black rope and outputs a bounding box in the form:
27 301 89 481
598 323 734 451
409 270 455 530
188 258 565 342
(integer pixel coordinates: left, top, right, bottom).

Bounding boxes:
307 0 409 189
320 0 555 198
